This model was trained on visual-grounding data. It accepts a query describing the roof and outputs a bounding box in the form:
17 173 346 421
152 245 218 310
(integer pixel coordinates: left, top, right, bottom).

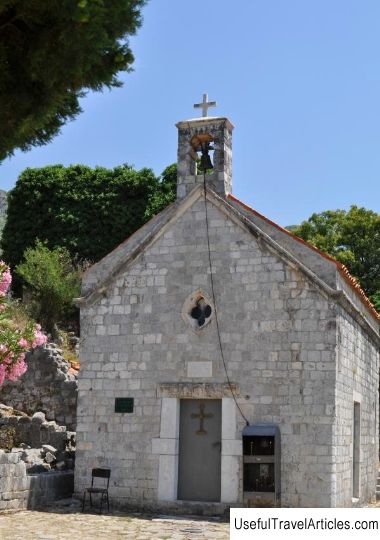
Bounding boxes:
78 185 379 334
228 194 380 322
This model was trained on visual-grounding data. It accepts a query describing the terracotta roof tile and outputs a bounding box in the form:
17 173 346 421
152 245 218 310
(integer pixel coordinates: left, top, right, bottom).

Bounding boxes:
228 194 380 322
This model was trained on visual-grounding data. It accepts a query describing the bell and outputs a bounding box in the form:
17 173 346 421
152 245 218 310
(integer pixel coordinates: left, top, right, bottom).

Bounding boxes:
199 142 214 171
199 153 213 171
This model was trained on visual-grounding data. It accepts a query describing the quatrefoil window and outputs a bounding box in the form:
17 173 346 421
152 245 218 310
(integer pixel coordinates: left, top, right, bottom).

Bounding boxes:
190 298 212 327
182 290 213 331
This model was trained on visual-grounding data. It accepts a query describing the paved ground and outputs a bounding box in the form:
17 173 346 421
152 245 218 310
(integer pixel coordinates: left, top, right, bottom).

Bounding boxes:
1 499 379 540
0 503 230 540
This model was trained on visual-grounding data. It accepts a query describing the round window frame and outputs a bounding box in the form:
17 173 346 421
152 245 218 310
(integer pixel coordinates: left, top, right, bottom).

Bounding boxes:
181 289 214 332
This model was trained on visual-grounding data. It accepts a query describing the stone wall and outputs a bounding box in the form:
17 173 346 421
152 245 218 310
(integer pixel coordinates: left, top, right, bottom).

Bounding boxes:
334 308 379 506
0 451 74 511
0 410 75 456
0 344 78 430
75 197 349 509
0 450 29 510
27 471 74 509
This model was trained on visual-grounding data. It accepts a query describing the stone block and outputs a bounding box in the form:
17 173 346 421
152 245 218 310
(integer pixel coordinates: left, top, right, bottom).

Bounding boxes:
187 361 212 378
221 439 242 456
221 455 239 503
157 454 178 501
32 412 46 424
151 438 178 455
222 398 236 440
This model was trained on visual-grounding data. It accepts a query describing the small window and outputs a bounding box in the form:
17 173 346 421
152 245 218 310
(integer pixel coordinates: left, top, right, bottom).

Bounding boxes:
190 298 212 328
182 290 213 331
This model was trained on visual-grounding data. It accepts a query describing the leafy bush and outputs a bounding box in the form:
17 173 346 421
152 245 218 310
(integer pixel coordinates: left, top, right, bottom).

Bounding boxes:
2 163 176 270
15 241 82 336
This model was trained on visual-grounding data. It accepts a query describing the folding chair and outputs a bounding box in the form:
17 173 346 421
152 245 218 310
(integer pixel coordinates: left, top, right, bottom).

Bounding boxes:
82 468 111 513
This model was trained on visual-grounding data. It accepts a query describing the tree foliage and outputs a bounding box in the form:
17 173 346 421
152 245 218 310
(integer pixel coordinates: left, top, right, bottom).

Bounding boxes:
15 241 82 335
0 0 146 160
288 206 380 311
1 163 177 270
146 163 177 216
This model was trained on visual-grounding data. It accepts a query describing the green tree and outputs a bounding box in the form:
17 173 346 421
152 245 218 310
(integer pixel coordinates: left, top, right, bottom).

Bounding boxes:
370 291 380 312
15 241 82 336
0 0 146 160
145 163 177 218
1 163 177 270
289 206 380 309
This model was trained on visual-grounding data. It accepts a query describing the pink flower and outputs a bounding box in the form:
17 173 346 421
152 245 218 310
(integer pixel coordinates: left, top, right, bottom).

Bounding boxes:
0 303 6 311
18 338 29 348
7 356 27 381
3 352 14 365
0 265 11 295
32 329 47 347
0 364 6 386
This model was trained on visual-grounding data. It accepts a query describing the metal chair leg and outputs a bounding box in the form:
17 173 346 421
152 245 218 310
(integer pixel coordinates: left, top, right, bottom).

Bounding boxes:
107 492 109 513
82 490 86 512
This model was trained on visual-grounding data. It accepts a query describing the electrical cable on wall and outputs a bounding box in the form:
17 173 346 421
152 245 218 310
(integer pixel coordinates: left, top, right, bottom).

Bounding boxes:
202 170 249 426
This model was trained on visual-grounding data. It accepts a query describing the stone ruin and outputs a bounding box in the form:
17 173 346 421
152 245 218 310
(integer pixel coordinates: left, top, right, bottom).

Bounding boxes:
0 405 75 471
0 405 76 510
0 343 78 430
0 342 79 510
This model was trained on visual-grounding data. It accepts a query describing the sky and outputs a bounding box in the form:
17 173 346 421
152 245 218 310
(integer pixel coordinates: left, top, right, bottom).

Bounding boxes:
1 0 380 226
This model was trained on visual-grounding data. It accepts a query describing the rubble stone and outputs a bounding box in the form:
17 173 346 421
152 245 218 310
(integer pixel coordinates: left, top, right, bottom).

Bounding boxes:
0 344 78 430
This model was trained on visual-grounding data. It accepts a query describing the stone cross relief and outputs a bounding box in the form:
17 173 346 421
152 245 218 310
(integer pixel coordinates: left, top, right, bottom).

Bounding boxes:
191 402 214 435
193 93 217 117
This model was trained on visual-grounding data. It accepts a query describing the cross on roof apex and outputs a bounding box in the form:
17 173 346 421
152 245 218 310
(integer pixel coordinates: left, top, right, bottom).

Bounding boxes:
193 93 217 117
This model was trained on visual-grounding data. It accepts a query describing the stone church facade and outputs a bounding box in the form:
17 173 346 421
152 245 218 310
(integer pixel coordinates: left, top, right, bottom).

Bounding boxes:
75 112 379 510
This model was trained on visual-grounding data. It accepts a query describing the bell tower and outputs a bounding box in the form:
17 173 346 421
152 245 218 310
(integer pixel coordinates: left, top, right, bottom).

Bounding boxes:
176 94 234 199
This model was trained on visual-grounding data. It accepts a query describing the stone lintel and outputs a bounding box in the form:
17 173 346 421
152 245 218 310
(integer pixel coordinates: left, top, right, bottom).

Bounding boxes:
157 382 239 399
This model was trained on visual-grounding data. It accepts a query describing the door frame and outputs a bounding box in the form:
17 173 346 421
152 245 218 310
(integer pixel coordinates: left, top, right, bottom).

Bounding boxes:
152 395 242 503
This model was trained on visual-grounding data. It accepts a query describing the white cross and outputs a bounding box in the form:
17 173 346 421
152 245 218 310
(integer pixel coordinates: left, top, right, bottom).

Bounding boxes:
193 93 217 117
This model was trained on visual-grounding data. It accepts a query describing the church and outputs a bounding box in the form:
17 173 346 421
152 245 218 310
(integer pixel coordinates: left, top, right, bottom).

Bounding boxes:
74 97 379 510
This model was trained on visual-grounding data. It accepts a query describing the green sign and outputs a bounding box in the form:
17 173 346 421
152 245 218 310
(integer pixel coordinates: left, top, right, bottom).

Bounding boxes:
115 397 134 413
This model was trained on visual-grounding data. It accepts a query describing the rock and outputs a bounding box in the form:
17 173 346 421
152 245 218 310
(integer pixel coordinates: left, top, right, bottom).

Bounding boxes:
18 416 32 425
21 448 42 464
0 344 77 430
32 412 46 424
28 463 50 474
41 444 57 455
0 404 14 417
44 452 56 464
